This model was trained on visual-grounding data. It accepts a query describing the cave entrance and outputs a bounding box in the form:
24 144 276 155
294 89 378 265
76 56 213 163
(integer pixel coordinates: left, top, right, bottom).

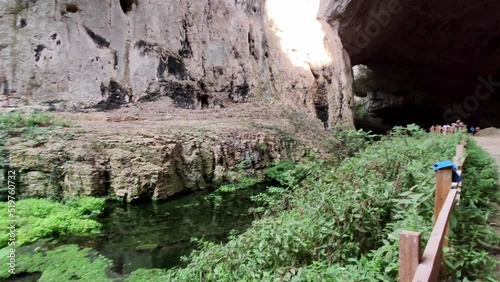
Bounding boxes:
352 65 500 133
355 104 445 134
198 95 209 109
119 0 138 14
335 0 500 132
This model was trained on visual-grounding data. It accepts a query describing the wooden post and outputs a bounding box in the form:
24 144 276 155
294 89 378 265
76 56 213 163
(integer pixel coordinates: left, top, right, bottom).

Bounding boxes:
399 231 422 282
435 168 452 247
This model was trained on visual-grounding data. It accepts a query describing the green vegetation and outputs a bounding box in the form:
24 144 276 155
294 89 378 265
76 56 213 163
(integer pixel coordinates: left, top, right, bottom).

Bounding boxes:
264 160 306 187
0 111 73 165
125 126 496 281
249 186 289 215
217 175 262 193
1 126 497 281
215 160 263 193
0 198 105 248
0 245 112 281
354 100 371 120
327 126 376 161
445 138 500 280
0 111 71 129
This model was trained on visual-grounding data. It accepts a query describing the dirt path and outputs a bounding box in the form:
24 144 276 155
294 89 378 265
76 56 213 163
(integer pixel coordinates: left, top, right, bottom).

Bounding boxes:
473 133 500 277
474 134 500 165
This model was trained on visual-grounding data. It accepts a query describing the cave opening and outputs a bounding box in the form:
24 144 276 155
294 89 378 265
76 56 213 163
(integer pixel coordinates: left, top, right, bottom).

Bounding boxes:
198 95 210 109
335 0 500 133
355 104 446 134
119 0 138 14
65 3 79 13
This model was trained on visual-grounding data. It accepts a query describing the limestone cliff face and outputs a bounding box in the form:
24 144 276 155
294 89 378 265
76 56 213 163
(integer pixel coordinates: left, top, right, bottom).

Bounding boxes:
0 0 357 202
0 0 354 128
2 124 308 202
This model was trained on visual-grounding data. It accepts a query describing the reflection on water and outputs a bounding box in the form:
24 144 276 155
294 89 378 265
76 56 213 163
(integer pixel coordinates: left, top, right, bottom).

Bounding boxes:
23 188 261 275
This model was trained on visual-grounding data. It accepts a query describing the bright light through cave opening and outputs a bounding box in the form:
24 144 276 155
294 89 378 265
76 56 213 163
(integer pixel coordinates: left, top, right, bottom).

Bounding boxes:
266 0 332 69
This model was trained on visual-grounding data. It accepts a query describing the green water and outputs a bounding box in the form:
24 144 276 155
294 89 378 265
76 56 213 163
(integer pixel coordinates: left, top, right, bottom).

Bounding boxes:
16 188 260 276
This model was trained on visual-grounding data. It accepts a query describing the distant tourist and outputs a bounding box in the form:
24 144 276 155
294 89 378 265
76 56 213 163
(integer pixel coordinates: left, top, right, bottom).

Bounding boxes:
469 126 476 134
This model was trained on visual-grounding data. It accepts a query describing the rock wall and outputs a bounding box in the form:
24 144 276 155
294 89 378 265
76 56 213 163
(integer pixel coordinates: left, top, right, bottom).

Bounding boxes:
0 0 354 128
2 126 307 202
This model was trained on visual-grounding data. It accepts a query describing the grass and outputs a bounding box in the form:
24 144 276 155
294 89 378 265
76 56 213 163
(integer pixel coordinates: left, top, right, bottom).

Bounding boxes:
212 159 264 194
444 138 500 280
0 111 72 129
0 245 112 281
0 198 105 248
217 175 262 193
0 111 74 165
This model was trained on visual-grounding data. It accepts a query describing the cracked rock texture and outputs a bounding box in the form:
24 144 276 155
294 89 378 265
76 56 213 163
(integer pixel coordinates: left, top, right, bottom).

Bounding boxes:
0 0 354 128
2 124 308 202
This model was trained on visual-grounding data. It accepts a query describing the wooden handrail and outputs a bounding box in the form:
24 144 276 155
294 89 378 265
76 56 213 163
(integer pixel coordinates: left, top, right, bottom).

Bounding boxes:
412 189 459 282
398 139 466 282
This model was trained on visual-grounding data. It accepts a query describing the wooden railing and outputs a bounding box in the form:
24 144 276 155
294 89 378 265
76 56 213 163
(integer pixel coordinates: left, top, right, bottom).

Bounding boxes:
398 140 466 282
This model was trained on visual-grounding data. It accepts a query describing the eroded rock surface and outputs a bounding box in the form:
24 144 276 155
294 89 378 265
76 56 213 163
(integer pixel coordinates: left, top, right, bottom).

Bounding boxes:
0 0 354 128
2 114 311 202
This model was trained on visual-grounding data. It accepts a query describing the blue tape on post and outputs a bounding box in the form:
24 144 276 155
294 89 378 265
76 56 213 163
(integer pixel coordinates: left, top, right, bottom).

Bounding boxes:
433 160 462 183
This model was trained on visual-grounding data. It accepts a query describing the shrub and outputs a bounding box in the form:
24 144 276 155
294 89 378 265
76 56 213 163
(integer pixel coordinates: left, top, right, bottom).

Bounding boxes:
0 245 112 281
264 160 305 187
0 111 72 130
327 126 376 161
154 127 467 281
0 198 105 247
444 138 500 281
217 175 262 193
2 127 496 281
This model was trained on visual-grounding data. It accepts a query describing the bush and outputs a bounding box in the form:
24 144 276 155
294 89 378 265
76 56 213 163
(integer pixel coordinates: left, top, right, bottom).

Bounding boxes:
264 160 305 187
0 245 112 281
217 175 262 193
444 138 500 281
0 111 71 130
354 100 371 120
153 126 467 281
0 198 105 247
4 127 495 281
327 126 376 161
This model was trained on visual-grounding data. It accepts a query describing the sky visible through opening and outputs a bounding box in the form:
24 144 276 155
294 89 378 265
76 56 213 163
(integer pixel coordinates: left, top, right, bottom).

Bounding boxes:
266 0 332 69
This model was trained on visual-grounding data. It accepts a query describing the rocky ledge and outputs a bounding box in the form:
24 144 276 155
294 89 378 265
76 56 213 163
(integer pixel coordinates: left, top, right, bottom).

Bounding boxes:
0 103 326 202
